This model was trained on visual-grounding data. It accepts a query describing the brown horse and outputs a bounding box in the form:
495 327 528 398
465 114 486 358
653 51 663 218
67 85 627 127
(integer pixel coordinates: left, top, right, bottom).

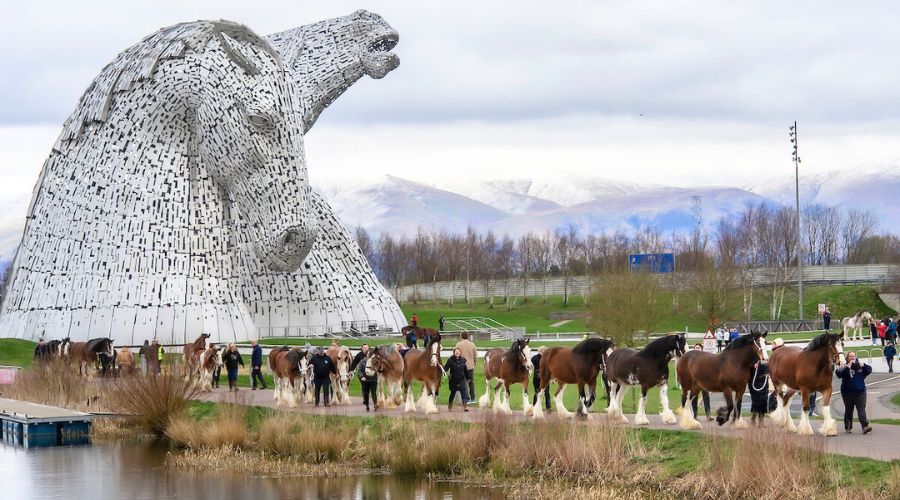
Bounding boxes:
401 325 439 342
183 333 210 378
116 347 136 376
479 339 534 415
676 331 768 430
367 344 405 408
68 338 114 376
605 333 686 426
402 337 443 414
269 346 310 407
326 345 354 405
532 337 616 419
768 332 845 436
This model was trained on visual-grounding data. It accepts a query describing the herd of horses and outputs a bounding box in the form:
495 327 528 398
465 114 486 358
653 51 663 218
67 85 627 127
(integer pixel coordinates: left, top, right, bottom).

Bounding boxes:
34 328 848 436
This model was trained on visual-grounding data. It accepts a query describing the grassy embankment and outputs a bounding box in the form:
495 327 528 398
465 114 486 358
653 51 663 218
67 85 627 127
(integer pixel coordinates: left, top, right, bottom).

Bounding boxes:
162 400 897 498
398 284 896 333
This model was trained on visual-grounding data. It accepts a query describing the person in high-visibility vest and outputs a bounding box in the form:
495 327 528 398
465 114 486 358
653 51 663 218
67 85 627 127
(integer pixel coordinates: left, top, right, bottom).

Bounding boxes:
156 343 165 374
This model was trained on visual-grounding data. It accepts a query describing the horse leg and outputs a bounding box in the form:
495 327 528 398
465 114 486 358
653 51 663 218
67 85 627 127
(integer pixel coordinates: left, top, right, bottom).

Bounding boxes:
576 383 590 419
422 380 439 414
614 383 629 424
403 379 416 413
501 383 513 415
717 388 734 427
532 381 547 420
479 376 493 409
732 387 749 429
522 383 533 416
659 382 677 424
818 386 837 437
491 380 504 413
606 382 619 415
634 386 650 426
554 383 573 419
781 389 798 433
797 388 814 435
679 388 703 430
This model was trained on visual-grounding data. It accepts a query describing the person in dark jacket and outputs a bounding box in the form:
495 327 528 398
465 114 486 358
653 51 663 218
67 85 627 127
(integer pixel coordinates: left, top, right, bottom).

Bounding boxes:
822 307 832 331
884 341 896 373
835 351 872 434
350 344 378 411
33 338 50 364
222 343 244 391
870 321 879 346
439 315 445 332
406 329 418 349
310 348 337 406
748 360 769 426
530 351 551 410
443 348 469 411
250 339 268 390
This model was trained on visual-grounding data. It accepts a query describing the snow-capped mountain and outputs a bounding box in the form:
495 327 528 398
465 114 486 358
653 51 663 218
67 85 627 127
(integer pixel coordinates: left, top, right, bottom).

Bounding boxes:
314 167 897 238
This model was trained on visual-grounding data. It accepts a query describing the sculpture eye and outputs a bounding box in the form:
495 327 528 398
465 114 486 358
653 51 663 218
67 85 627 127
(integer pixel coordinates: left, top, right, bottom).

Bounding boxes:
248 113 273 130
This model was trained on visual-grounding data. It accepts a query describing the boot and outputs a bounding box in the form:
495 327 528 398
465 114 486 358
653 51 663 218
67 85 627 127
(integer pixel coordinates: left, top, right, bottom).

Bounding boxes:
463 401 469 412
448 401 453 412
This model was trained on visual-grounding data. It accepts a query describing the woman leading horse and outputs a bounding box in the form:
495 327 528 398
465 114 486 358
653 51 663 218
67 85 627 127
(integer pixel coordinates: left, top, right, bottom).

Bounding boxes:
676 330 768 430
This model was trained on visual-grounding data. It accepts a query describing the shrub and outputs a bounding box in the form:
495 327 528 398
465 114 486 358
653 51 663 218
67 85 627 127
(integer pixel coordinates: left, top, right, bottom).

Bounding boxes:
106 370 199 435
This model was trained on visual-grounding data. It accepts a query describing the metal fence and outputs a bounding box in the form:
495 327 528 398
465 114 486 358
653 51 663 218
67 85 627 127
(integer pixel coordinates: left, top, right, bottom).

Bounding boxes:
391 264 897 302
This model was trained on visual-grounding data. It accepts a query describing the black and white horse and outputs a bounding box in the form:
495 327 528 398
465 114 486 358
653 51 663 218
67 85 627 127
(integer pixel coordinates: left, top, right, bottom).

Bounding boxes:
605 333 686 426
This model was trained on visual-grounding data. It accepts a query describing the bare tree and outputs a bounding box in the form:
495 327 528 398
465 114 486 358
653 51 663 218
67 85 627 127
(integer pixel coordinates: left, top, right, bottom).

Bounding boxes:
533 231 553 302
553 225 581 306
354 226 376 269
517 233 534 302
843 209 878 263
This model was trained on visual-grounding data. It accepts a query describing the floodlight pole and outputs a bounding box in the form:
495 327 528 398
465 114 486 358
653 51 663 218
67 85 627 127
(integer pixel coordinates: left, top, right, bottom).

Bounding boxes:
790 121 803 320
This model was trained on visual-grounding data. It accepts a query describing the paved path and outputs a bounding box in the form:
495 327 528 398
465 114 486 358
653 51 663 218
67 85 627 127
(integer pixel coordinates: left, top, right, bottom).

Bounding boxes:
200 385 900 462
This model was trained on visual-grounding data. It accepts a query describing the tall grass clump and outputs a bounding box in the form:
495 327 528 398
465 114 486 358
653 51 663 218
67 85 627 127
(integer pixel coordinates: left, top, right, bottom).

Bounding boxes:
674 429 857 498
258 414 356 463
364 419 480 476
167 403 248 448
106 370 199 435
2 359 97 409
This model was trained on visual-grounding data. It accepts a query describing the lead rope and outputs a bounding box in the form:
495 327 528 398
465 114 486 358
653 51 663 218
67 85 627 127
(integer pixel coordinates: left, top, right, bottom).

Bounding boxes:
750 362 768 392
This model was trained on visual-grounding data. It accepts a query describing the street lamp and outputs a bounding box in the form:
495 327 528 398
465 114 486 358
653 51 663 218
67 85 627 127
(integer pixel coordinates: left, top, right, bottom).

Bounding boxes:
789 122 803 320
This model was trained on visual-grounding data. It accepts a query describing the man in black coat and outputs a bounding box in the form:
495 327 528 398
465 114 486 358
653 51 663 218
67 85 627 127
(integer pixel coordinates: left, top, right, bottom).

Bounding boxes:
250 340 268 390
222 343 244 391
823 307 832 331
530 352 551 411
33 338 50 364
443 348 469 411
310 348 337 406
350 344 378 411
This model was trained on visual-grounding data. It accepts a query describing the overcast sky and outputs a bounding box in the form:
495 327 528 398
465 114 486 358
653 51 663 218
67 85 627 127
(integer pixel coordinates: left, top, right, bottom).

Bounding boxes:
2 0 900 256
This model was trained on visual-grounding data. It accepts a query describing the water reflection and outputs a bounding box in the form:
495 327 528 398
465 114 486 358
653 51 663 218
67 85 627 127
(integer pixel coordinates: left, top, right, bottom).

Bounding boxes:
0 440 505 499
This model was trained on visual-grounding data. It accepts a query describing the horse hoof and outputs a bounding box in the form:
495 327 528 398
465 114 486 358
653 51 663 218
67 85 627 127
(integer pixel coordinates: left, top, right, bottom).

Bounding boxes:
634 417 650 426
733 420 749 430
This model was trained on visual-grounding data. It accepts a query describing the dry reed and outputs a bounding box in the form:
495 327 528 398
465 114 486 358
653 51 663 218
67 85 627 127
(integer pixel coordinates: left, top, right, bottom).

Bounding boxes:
2 359 101 410
257 414 355 462
106 370 200 435
167 403 248 448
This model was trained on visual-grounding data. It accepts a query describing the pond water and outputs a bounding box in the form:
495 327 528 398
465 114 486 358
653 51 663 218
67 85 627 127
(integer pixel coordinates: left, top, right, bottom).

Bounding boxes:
0 440 505 499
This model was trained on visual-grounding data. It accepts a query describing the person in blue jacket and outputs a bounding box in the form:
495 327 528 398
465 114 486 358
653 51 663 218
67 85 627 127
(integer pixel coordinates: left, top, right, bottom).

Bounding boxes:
884 341 896 373
250 339 268 390
835 351 872 434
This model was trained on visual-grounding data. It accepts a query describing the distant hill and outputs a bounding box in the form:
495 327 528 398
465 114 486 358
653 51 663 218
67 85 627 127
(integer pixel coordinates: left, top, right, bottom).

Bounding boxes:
314 167 900 238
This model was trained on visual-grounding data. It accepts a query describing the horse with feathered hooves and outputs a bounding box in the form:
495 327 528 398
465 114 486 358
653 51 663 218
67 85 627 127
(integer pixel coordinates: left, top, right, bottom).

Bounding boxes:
841 311 874 341
480 339 533 415
197 344 220 392
326 346 353 405
532 337 616 420
68 338 115 377
676 330 768 431
366 344 405 408
183 333 211 381
269 346 310 407
402 337 443 414
605 333 685 426
768 332 844 436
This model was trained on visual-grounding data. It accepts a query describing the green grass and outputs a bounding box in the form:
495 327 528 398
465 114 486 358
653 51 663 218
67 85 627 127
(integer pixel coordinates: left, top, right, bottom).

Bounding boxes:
398 285 896 333
893 392 900 408
0 339 36 368
871 419 900 426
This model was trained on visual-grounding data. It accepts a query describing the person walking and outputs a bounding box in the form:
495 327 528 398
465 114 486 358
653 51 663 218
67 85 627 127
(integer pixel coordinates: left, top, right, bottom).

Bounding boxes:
350 344 378 412
823 307 832 331
410 313 419 327
212 344 224 388
748 360 769 426
33 338 50 364
310 348 337 406
884 341 896 373
454 332 477 404
222 343 244 392
444 347 469 412
714 326 725 353
530 349 552 411
877 320 888 346
887 318 898 345
156 341 165 375
439 315 445 332
835 351 872 434
140 339 151 375
406 328 418 349
871 320 880 346
250 340 268 390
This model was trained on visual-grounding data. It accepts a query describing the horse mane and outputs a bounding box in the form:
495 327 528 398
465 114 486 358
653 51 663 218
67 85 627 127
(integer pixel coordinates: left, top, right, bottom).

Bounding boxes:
804 333 834 352
286 348 305 365
573 337 613 355
638 334 677 358
85 337 110 351
376 344 397 356
57 20 278 146
723 334 757 351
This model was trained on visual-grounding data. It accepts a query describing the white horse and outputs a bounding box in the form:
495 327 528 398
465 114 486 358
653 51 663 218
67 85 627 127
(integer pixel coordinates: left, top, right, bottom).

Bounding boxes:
841 311 874 341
